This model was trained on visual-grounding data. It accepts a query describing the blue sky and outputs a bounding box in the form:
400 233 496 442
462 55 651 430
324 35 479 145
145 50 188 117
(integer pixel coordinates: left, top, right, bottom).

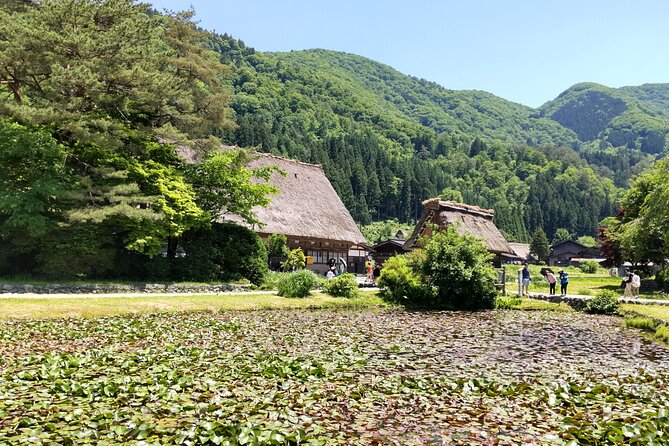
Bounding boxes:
149 0 668 108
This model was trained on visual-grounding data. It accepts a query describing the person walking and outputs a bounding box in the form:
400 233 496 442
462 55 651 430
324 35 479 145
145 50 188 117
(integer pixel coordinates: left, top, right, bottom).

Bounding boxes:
631 270 641 298
545 270 557 295
559 269 569 296
521 264 531 296
622 272 633 298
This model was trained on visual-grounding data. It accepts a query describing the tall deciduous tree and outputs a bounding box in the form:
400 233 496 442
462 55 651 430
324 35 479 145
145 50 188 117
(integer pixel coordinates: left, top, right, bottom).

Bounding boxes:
617 158 669 264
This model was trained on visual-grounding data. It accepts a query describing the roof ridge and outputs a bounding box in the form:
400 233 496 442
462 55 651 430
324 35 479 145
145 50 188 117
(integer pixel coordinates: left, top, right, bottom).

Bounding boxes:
253 152 324 170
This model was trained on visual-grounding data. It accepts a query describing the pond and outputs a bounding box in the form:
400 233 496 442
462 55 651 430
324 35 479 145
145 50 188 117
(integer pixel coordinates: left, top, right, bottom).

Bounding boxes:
1 309 669 445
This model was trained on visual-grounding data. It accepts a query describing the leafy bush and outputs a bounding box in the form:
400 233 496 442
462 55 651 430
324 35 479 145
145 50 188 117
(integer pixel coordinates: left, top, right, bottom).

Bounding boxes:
36 224 117 279
583 290 620 315
260 272 289 290
178 222 268 285
656 268 669 291
579 260 600 274
282 248 306 272
276 270 320 298
421 227 499 310
379 227 499 310
655 324 669 343
377 253 430 305
322 273 359 298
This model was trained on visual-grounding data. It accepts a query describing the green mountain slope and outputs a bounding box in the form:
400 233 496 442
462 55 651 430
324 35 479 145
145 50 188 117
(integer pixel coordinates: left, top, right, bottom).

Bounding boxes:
207 36 621 242
537 82 669 154
620 83 669 117
269 49 579 147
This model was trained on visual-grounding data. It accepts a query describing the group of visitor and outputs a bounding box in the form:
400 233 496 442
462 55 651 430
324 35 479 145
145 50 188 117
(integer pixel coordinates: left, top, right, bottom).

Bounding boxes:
521 264 569 296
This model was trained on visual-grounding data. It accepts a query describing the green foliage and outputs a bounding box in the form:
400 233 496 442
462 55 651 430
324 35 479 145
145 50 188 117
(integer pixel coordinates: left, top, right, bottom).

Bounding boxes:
282 248 306 272
360 219 414 244
538 82 669 154
618 158 669 264
377 252 430 305
421 227 499 310
656 268 669 292
322 273 359 298
576 236 597 248
625 316 658 331
0 120 69 237
265 233 290 259
177 222 268 285
583 290 620 315
579 260 601 274
495 296 523 309
551 228 573 245
276 269 320 298
35 224 118 280
185 149 279 227
379 227 498 310
530 227 550 261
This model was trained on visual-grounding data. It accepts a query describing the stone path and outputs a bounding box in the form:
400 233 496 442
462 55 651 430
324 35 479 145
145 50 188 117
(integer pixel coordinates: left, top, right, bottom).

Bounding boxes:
0 290 278 299
524 292 669 306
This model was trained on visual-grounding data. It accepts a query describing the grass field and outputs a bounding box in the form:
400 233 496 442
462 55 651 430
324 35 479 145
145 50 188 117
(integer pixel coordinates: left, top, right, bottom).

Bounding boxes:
0 291 388 320
505 265 666 299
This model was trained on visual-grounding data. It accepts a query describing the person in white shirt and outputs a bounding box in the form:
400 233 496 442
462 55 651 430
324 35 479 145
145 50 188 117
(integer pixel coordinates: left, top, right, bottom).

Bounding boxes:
631 270 641 298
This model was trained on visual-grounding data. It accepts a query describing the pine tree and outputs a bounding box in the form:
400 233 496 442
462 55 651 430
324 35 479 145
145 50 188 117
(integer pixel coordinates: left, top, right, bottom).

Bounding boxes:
530 227 550 262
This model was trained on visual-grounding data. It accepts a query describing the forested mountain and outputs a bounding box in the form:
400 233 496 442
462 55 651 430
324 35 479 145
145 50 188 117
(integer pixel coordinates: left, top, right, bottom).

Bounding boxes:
0 0 664 279
208 37 659 241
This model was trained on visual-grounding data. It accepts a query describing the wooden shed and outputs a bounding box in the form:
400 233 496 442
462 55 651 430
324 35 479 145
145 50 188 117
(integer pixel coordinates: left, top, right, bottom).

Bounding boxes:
403 199 514 267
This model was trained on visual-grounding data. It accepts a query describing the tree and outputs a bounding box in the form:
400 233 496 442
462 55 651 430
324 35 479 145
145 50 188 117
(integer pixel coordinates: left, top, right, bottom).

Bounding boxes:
576 236 597 248
552 228 573 245
265 233 290 260
530 228 550 262
617 158 669 264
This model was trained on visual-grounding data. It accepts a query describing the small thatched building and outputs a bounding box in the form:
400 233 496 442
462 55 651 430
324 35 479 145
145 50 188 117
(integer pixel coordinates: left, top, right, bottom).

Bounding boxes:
404 199 513 266
224 153 366 274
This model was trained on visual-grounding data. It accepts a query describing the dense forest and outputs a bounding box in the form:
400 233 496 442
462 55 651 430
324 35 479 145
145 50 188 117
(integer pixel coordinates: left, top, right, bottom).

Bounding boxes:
0 0 667 280
208 36 664 241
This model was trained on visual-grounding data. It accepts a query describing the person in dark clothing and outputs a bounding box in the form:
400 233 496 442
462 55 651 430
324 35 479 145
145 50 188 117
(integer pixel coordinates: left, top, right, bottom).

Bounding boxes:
372 264 381 284
559 269 569 296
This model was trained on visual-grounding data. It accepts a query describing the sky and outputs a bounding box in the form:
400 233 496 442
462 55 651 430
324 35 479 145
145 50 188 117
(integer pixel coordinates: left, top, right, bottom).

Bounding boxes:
149 0 668 108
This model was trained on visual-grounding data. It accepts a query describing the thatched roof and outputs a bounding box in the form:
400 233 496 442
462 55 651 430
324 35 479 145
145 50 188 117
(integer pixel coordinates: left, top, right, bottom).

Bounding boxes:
404 199 513 255
509 242 533 261
224 153 366 245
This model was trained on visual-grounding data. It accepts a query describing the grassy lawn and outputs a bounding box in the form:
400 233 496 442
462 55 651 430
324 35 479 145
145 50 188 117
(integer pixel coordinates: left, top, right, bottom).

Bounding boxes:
0 290 388 320
505 264 665 299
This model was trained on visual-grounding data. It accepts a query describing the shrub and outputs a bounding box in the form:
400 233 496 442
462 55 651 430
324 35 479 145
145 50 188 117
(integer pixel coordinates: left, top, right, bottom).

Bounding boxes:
421 227 499 310
36 223 117 279
656 268 669 292
322 273 359 298
377 254 430 305
260 271 290 290
282 248 306 272
178 222 268 285
379 227 499 310
276 269 320 298
583 290 620 315
579 260 600 274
